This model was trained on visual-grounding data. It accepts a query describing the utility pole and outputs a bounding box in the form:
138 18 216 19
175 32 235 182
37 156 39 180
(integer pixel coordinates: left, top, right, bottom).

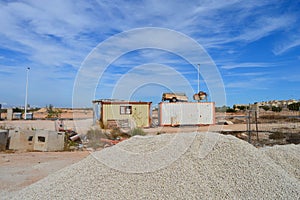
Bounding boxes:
197 64 200 93
24 67 30 120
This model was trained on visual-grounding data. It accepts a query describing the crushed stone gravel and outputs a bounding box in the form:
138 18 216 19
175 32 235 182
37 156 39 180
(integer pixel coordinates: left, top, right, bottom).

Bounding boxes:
261 144 300 180
5 132 300 200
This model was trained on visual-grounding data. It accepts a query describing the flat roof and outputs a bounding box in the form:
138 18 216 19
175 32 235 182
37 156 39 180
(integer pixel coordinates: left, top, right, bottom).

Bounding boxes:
92 100 151 105
159 102 214 104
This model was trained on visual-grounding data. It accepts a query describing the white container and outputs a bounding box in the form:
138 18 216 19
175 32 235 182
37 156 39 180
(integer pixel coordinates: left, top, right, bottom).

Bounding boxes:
158 102 215 126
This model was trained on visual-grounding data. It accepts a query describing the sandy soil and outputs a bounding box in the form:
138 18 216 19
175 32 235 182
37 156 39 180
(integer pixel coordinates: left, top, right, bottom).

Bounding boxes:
0 119 94 134
0 108 93 120
145 123 300 135
0 151 89 196
33 108 93 119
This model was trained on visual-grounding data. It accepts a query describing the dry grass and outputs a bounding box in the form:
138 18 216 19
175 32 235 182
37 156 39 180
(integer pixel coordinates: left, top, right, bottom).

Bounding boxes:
86 129 109 149
259 115 300 123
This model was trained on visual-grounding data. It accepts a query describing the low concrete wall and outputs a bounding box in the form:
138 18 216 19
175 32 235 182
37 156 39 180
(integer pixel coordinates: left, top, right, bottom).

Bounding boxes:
9 129 34 151
34 130 65 152
9 129 65 152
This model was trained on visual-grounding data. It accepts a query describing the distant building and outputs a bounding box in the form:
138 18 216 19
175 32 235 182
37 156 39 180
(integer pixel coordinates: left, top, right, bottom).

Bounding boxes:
235 99 300 111
256 99 299 108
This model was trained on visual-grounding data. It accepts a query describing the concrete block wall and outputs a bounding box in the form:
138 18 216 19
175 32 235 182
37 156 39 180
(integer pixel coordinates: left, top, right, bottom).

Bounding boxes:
9 129 34 151
9 129 65 152
34 130 65 152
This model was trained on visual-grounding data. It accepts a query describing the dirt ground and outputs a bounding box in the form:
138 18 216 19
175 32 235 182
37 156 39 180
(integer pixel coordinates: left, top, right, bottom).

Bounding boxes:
0 151 89 196
0 113 299 195
0 108 93 120
0 119 94 196
0 119 94 134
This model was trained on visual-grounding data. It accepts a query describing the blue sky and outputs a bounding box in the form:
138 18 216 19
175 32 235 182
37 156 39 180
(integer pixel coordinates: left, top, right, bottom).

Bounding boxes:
0 0 299 108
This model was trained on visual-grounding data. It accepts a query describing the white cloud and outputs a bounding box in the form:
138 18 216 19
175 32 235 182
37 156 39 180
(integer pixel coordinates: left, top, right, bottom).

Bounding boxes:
0 0 296 71
73 27 227 106
278 74 300 82
224 72 267 77
226 79 269 89
90 0 294 49
0 65 19 74
0 0 298 106
221 62 274 70
0 0 98 69
110 63 195 100
273 37 300 55
234 15 294 42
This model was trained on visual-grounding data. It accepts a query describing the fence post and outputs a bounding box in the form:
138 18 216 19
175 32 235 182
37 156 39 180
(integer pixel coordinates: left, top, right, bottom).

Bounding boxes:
255 111 259 141
247 110 251 143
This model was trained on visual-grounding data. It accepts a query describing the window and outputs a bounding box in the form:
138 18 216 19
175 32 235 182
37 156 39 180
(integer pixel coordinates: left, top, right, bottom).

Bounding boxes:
120 106 132 115
28 136 33 141
38 136 46 142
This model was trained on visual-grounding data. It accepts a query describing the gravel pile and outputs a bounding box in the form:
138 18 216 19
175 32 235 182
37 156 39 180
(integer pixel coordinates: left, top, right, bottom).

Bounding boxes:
261 144 300 180
6 132 300 199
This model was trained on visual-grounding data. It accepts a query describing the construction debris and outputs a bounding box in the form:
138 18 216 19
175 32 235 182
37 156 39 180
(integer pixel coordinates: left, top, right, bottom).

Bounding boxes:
100 137 127 147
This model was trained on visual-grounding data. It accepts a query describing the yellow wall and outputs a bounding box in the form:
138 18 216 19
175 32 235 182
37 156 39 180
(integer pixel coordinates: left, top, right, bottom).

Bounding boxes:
102 104 150 127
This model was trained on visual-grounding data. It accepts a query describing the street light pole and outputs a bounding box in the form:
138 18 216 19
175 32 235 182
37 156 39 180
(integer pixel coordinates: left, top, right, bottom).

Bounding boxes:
24 67 30 120
197 64 200 92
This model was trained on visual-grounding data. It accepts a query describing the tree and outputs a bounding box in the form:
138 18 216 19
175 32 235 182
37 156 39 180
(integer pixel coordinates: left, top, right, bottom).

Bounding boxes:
271 106 282 112
261 105 270 111
288 102 300 111
233 105 249 111
215 105 227 112
46 104 62 118
238 105 246 111
13 107 23 113
226 107 236 113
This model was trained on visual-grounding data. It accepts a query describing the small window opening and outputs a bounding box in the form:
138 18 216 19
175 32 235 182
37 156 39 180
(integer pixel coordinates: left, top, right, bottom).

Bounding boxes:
28 136 33 141
38 136 46 142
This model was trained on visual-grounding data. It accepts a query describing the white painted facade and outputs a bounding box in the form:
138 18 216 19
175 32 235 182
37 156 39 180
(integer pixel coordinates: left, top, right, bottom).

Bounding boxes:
158 102 215 126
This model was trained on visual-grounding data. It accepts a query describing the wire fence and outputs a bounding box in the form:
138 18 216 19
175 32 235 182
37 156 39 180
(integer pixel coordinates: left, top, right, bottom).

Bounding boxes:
222 110 300 146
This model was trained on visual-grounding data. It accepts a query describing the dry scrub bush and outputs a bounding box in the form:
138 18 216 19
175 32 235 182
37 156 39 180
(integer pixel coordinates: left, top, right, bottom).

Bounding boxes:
129 127 146 136
86 129 109 149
